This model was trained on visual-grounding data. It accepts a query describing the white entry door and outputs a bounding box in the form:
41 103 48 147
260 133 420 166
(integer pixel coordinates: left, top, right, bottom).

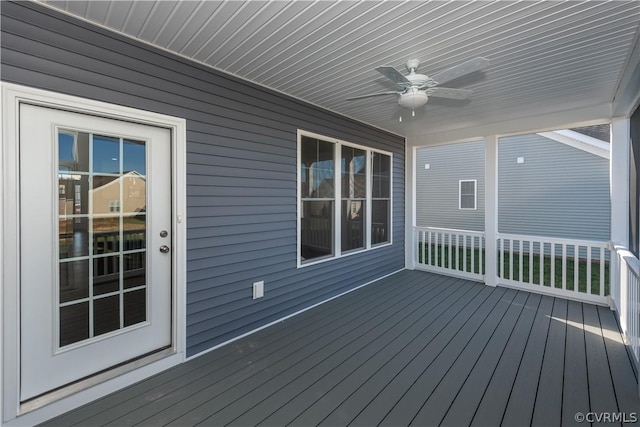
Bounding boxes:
19 104 173 401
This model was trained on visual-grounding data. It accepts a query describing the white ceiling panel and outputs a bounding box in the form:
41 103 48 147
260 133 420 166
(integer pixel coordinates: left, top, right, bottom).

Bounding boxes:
40 0 640 140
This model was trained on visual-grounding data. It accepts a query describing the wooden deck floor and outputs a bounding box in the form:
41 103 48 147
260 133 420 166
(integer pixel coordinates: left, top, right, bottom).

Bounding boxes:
45 270 639 426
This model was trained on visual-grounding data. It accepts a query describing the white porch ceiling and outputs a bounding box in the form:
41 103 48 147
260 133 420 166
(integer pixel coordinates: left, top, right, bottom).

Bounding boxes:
40 1 640 141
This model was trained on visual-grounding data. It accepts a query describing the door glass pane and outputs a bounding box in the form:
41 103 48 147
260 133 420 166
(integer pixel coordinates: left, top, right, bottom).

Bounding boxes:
123 174 146 214
92 135 120 174
57 129 148 348
93 217 120 254
59 175 89 216
93 256 120 295
124 252 146 289
94 295 120 336
59 260 89 303
123 140 146 175
124 289 146 327
60 303 89 347
59 131 90 173
59 218 89 259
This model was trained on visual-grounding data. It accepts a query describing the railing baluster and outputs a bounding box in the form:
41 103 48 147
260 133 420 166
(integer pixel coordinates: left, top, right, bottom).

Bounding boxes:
574 244 579 293
509 239 514 280
455 234 460 271
461 235 466 272
479 235 483 275
600 246 605 297
471 236 475 274
539 241 544 286
428 231 432 266
499 238 504 279
587 246 592 294
529 240 533 284
440 232 445 268
562 244 567 291
551 243 555 288
448 233 452 270
519 239 523 282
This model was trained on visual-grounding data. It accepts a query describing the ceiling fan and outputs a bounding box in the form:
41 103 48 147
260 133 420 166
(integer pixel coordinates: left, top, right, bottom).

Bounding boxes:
346 57 490 113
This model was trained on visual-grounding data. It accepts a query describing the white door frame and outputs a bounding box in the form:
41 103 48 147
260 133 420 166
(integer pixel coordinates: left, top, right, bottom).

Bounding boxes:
1 82 187 426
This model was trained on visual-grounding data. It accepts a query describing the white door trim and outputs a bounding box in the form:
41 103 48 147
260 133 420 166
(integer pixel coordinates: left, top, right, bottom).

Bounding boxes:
1 82 187 426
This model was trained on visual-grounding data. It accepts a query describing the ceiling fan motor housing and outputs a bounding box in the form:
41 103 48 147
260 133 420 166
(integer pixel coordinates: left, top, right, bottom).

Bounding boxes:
398 88 428 109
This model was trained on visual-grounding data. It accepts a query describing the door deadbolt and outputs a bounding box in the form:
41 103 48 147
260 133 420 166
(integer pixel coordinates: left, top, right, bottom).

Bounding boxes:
160 230 168 238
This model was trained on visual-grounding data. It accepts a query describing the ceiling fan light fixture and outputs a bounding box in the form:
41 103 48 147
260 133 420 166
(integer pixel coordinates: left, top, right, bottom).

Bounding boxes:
398 88 428 109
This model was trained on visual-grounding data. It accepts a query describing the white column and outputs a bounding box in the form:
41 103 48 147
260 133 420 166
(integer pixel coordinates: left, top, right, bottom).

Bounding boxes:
405 143 416 269
610 118 630 310
484 135 499 286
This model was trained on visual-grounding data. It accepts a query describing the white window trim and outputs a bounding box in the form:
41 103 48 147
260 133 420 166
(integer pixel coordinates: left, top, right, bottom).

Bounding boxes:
297 129 393 268
1 83 187 426
459 179 478 210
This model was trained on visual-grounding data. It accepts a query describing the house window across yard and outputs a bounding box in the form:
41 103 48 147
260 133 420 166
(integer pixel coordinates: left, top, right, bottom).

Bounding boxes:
298 131 392 266
459 179 477 210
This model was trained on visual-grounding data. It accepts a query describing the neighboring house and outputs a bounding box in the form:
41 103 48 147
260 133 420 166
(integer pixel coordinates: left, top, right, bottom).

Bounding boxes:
416 130 610 241
416 140 486 232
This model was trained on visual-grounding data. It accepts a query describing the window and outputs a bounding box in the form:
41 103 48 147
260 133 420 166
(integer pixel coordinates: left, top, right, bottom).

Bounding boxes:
299 131 392 265
459 180 477 210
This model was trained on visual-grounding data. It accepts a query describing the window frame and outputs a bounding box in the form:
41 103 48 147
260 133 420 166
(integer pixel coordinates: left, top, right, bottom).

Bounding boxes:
297 130 392 268
459 179 477 210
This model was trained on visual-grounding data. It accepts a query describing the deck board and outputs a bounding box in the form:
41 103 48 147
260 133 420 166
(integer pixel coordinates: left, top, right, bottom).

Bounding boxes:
43 270 640 427
532 297 567 426
562 300 590 427
583 304 621 427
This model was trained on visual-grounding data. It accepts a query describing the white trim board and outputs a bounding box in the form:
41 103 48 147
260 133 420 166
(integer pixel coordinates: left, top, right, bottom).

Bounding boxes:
1 82 187 426
537 129 610 159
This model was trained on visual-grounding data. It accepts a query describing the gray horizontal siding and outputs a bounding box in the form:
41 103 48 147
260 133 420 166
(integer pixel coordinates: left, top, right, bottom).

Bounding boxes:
1 1 405 357
416 141 485 231
498 133 610 241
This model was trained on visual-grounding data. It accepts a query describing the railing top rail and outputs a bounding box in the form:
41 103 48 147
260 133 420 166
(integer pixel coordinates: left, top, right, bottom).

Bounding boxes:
497 232 611 248
614 245 640 276
414 226 485 237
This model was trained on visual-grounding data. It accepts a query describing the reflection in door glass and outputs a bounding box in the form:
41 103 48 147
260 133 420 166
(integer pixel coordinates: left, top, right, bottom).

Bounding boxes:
57 130 148 347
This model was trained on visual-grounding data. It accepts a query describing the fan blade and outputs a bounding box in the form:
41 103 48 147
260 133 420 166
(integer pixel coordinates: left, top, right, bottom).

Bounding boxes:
428 87 473 100
431 57 489 85
346 91 398 101
375 66 411 85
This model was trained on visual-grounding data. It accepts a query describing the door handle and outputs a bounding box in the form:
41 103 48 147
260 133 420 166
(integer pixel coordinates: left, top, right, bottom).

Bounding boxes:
159 245 170 254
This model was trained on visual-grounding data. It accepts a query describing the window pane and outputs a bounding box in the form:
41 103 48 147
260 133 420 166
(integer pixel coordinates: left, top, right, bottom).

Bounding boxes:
372 152 391 198
301 136 334 199
372 200 390 245
342 200 365 252
341 146 366 199
301 200 334 261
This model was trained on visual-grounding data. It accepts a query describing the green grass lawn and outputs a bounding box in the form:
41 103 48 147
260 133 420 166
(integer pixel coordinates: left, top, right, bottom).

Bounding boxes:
417 243 610 296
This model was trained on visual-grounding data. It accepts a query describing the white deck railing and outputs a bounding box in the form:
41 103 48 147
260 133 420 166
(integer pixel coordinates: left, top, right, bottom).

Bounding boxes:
613 246 640 373
414 227 485 281
497 233 610 305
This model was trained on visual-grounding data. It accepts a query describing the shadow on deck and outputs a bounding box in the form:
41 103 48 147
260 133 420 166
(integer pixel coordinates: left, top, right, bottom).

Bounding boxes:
45 270 639 426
